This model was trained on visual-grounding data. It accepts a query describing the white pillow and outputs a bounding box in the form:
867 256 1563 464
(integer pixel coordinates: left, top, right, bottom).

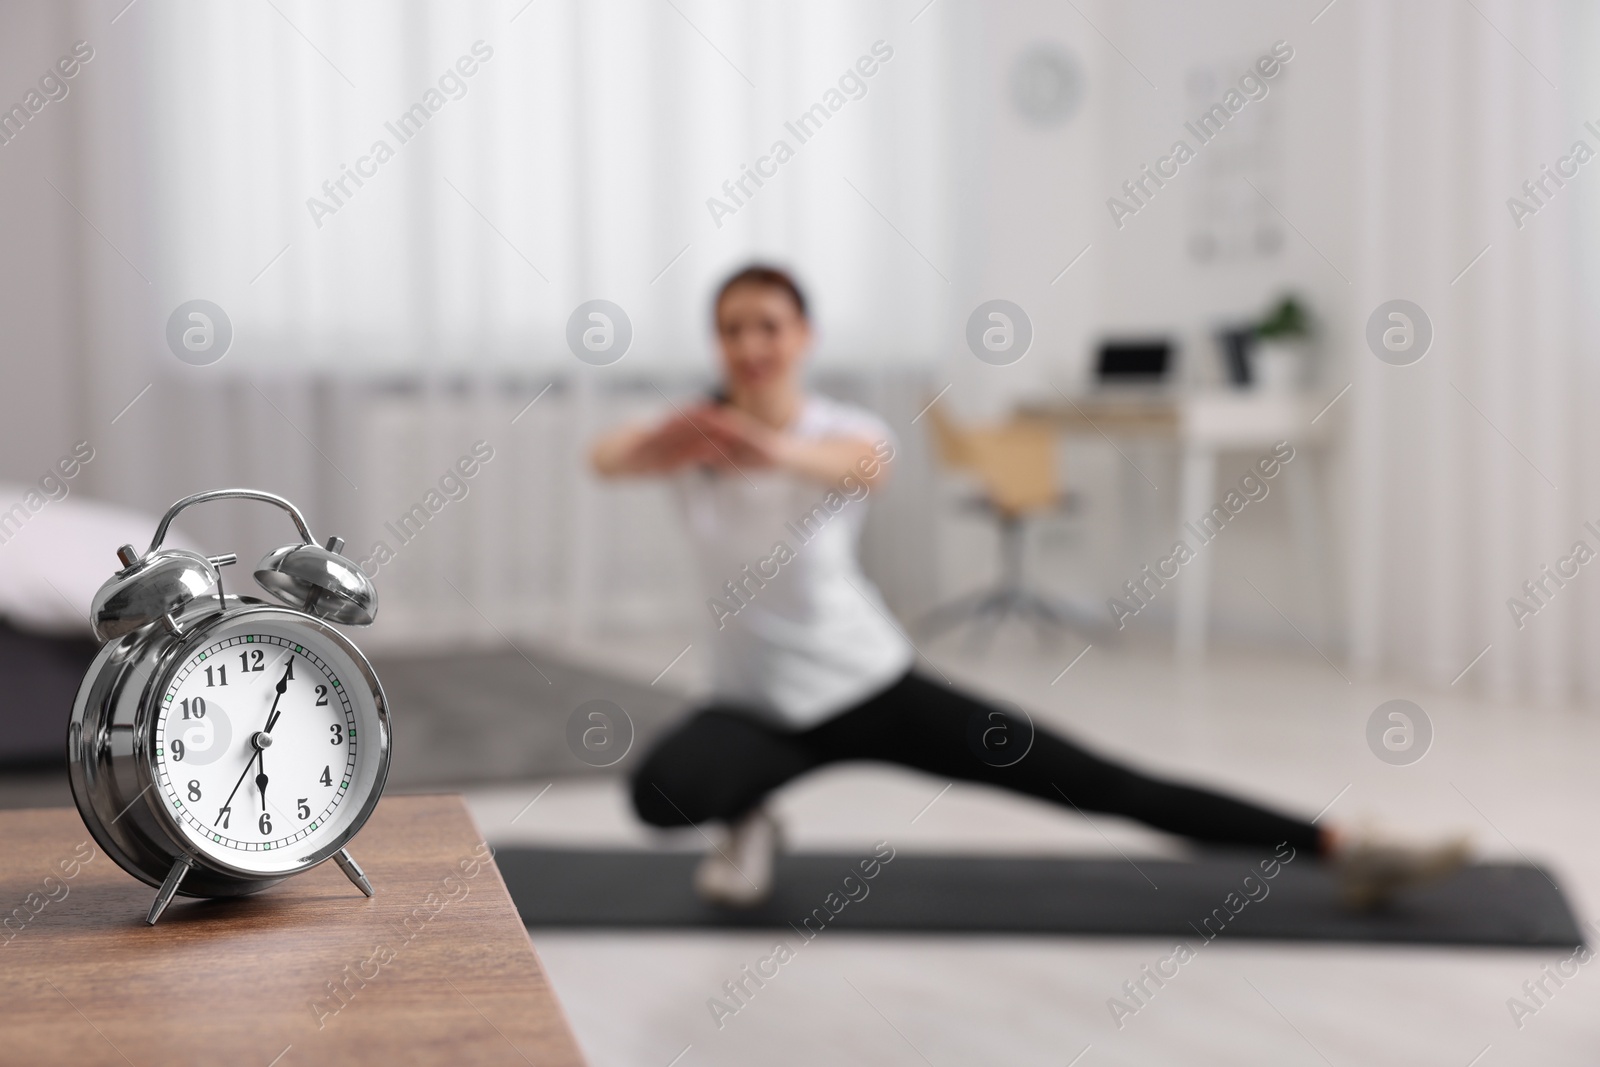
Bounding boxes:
0 485 190 638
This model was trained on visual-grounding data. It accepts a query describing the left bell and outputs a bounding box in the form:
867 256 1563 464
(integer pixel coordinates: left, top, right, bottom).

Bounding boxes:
254 536 377 625
91 545 220 642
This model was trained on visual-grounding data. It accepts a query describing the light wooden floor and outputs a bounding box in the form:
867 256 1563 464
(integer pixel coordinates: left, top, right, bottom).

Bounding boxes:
467 631 1600 1067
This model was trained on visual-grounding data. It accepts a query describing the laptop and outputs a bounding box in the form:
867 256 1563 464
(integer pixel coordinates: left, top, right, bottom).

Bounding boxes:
1093 338 1174 394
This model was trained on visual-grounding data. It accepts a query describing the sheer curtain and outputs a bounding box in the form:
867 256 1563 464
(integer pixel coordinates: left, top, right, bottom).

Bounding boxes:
144 0 954 372
1342 0 1590 704
64 0 953 649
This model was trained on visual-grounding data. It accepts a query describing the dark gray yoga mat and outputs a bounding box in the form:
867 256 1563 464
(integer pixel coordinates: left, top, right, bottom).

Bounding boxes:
497 848 1584 948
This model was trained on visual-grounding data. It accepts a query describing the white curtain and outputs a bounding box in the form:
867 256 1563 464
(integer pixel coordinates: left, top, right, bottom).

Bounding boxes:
143 0 954 372
47 0 953 650
1342 0 1590 703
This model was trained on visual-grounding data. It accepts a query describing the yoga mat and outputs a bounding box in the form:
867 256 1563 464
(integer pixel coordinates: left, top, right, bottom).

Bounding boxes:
497 848 1584 948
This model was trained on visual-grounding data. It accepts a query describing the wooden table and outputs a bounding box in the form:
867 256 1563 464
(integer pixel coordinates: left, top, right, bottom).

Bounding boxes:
0 794 587 1066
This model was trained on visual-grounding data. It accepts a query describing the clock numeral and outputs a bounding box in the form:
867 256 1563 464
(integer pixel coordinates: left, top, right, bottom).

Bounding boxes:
240 649 265 672
297 798 310 821
315 685 329 706
180 697 207 720
320 765 332 787
187 779 201 802
215 805 231 829
204 664 228 687
258 812 272 835
170 739 185 761
330 724 343 745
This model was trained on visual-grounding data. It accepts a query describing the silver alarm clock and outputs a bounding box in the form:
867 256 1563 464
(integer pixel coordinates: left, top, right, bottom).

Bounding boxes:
68 488 393 924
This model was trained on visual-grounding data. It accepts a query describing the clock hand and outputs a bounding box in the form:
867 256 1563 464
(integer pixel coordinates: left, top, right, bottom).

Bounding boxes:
243 649 292 693
220 741 264 817
263 659 295 735
217 657 295 826
220 658 294 816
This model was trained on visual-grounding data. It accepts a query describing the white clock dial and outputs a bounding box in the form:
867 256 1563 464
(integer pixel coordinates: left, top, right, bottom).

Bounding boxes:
151 620 383 875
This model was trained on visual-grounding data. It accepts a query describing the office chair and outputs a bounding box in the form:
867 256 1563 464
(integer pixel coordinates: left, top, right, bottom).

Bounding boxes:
918 404 1103 646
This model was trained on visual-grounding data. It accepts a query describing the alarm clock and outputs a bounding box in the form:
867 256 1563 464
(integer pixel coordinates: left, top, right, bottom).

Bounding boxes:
68 488 392 925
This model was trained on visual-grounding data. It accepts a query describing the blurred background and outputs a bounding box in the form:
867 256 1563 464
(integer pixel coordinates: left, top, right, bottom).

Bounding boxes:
2 0 1598 1063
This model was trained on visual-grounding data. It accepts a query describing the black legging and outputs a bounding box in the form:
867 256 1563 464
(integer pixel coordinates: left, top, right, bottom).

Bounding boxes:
632 671 1322 855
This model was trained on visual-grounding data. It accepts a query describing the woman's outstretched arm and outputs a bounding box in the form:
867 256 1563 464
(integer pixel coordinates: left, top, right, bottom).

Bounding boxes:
591 403 891 487
590 423 658 477
688 405 891 488
591 414 719 478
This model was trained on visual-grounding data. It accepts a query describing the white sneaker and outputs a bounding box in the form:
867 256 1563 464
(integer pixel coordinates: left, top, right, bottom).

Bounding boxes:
1332 830 1472 910
694 808 781 908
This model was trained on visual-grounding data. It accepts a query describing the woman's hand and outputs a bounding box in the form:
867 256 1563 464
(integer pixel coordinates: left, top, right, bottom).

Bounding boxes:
690 405 887 488
685 404 790 469
591 414 722 477
593 403 889 489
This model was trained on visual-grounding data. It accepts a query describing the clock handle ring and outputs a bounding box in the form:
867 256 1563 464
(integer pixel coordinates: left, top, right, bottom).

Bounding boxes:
146 488 316 556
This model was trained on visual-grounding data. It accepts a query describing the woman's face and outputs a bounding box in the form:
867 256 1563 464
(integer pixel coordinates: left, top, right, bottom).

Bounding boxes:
714 283 811 394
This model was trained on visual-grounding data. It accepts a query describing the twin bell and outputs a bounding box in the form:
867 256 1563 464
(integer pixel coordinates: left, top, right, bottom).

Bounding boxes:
88 488 377 643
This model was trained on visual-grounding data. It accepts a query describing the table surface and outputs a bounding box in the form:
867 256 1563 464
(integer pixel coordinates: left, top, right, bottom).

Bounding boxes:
1018 389 1322 442
0 794 587 1067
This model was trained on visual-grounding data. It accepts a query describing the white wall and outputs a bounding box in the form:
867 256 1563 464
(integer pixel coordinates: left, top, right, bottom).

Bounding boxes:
951 0 1596 709
932 0 1348 648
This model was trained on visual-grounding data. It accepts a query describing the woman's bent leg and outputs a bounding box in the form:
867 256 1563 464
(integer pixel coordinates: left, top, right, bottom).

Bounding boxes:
630 708 825 827
807 674 1321 854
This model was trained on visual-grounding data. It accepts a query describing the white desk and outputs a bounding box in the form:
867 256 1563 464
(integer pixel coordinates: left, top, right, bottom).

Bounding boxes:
1022 391 1329 660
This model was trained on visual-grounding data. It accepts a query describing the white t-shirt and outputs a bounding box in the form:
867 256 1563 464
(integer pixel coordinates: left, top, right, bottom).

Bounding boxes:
674 395 914 728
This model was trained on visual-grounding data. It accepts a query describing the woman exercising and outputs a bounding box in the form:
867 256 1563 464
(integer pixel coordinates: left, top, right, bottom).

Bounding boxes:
591 265 1466 909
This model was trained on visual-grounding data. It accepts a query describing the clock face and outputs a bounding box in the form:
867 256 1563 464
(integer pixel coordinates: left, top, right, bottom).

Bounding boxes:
150 615 387 875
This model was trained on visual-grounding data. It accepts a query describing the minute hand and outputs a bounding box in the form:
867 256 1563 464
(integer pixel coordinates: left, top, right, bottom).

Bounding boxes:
218 660 295 815
263 661 294 735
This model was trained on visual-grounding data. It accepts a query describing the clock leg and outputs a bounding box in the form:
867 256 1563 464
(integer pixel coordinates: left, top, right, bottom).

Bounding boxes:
146 857 193 926
333 847 374 897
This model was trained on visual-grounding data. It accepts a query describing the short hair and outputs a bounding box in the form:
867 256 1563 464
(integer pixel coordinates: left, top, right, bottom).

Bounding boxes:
713 264 809 321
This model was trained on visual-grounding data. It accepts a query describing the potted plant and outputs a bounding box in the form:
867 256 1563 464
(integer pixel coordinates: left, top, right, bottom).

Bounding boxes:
1252 294 1312 393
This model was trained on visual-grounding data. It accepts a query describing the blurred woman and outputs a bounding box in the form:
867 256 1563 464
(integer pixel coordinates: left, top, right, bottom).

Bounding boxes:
591 264 1466 908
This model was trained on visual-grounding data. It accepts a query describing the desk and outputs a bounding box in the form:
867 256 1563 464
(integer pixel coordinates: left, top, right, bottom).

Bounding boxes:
1021 391 1328 659
0 794 587 1067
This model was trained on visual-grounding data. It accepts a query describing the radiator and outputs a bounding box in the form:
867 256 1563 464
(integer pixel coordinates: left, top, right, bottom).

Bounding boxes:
89 370 937 655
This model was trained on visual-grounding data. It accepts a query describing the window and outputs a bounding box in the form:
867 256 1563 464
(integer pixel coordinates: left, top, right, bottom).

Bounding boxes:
149 0 955 372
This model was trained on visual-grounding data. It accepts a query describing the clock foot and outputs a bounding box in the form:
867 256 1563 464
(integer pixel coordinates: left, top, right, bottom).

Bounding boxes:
146 856 193 925
333 848 374 897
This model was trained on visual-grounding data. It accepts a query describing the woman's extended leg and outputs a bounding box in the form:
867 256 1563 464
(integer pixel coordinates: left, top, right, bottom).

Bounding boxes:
805 673 1322 855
